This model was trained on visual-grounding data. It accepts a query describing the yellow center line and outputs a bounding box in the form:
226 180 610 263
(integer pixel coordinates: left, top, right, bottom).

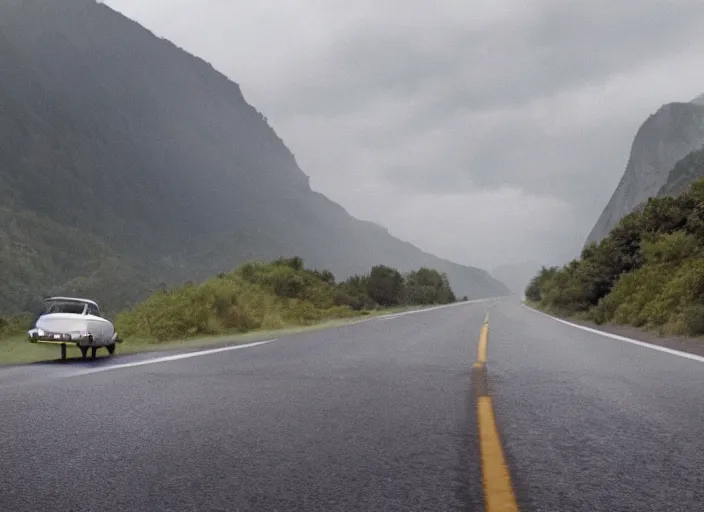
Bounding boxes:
477 397 519 512
473 310 519 512
478 324 488 363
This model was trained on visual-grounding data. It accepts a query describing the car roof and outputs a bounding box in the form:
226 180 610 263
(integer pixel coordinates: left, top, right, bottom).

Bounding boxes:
44 297 100 308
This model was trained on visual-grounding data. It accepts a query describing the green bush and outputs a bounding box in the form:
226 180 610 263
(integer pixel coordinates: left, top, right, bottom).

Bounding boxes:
678 304 704 336
641 231 700 264
529 175 704 336
0 314 32 338
335 275 376 310
404 268 456 305
366 265 404 307
114 257 458 342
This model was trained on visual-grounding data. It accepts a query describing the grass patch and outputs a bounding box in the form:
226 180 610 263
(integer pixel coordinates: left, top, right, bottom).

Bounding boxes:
0 305 421 365
0 256 458 365
0 335 83 365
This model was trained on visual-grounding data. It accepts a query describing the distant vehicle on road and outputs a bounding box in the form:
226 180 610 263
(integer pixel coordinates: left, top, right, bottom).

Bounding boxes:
28 297 122 360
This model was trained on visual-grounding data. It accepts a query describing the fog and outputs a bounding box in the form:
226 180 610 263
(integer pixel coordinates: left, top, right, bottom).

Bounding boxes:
105 0 704 270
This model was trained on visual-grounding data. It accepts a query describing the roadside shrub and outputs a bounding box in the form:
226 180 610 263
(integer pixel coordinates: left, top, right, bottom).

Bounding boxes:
677 304 704 336
524 266 559 303
113 257 457 342
404 268 456 305
366 265 404 307
235 259 336 308
641 231 700 265
274 256 304 271
333 288 375 311
116 283 215 341
528 176 704 336
335 274 377 310
0 314 33 338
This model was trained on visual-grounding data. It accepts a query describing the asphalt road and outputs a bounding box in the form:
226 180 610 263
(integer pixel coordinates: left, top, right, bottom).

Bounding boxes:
0 299 702 511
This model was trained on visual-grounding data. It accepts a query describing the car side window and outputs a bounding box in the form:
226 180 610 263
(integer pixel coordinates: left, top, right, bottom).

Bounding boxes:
87 305 101 317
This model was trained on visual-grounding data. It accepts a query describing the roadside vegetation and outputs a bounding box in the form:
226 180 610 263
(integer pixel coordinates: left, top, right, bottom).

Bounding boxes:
116 258 456 341
0 314 32 337
0 258 458 362
526 176 704 336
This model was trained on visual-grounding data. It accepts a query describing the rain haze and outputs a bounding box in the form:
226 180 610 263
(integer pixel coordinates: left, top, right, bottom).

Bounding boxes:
105 0 704 271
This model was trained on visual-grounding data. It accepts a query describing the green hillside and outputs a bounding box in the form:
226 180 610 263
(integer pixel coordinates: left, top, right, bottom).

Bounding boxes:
527 171 704 336
0 0 508 314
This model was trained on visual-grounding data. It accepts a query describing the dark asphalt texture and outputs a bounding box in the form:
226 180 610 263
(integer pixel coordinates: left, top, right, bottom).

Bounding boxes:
490 302 704 512
1 299 703 511
0 304 486 512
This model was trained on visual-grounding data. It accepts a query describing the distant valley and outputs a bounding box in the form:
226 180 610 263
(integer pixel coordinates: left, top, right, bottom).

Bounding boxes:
492 261 541 296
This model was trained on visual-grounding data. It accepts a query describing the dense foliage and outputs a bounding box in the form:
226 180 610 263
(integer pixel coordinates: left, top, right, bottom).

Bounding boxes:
527 176 704 335
0 313 32 339
115 258 457 342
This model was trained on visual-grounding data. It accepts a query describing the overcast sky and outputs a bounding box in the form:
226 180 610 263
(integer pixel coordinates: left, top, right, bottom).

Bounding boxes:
105 0 704 271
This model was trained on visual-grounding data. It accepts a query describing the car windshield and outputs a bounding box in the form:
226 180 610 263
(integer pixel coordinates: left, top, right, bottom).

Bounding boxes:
44 302 86 314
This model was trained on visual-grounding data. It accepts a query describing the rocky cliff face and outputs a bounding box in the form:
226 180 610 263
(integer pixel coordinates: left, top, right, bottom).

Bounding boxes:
657 146 704 198
0 0 508 312
585 98 704 246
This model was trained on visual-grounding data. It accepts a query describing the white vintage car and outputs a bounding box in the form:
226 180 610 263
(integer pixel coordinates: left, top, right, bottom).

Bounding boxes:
28 297 122 360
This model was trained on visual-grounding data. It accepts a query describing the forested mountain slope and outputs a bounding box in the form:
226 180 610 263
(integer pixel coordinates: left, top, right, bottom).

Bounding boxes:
0 0 507 313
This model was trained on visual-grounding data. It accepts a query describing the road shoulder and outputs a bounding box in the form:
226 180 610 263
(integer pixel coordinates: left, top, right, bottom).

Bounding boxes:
523 303 704 358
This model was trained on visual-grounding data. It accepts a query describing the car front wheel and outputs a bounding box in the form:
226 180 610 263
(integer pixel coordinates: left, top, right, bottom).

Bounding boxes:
106 344 116 356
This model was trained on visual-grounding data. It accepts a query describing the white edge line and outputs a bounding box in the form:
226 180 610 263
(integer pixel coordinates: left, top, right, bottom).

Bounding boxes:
62 298 505 377
523 304 704 364
71 339 278 377
376 298 498 321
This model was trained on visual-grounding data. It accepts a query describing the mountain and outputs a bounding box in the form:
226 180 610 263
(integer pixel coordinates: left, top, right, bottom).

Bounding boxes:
585 96 704 246
657 146 704 198
491 261 541 296
0 0 508 313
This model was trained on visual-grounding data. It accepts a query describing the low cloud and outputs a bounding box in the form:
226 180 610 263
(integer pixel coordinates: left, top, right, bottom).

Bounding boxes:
106 0 704 269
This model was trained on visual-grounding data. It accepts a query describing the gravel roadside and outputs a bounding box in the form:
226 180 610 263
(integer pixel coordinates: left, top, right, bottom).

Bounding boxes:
524 304 704 358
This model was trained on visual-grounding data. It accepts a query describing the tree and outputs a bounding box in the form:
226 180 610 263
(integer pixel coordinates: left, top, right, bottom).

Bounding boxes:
404 267 456 304
524 266 558 302
274 256 304 271
366 265 405 307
